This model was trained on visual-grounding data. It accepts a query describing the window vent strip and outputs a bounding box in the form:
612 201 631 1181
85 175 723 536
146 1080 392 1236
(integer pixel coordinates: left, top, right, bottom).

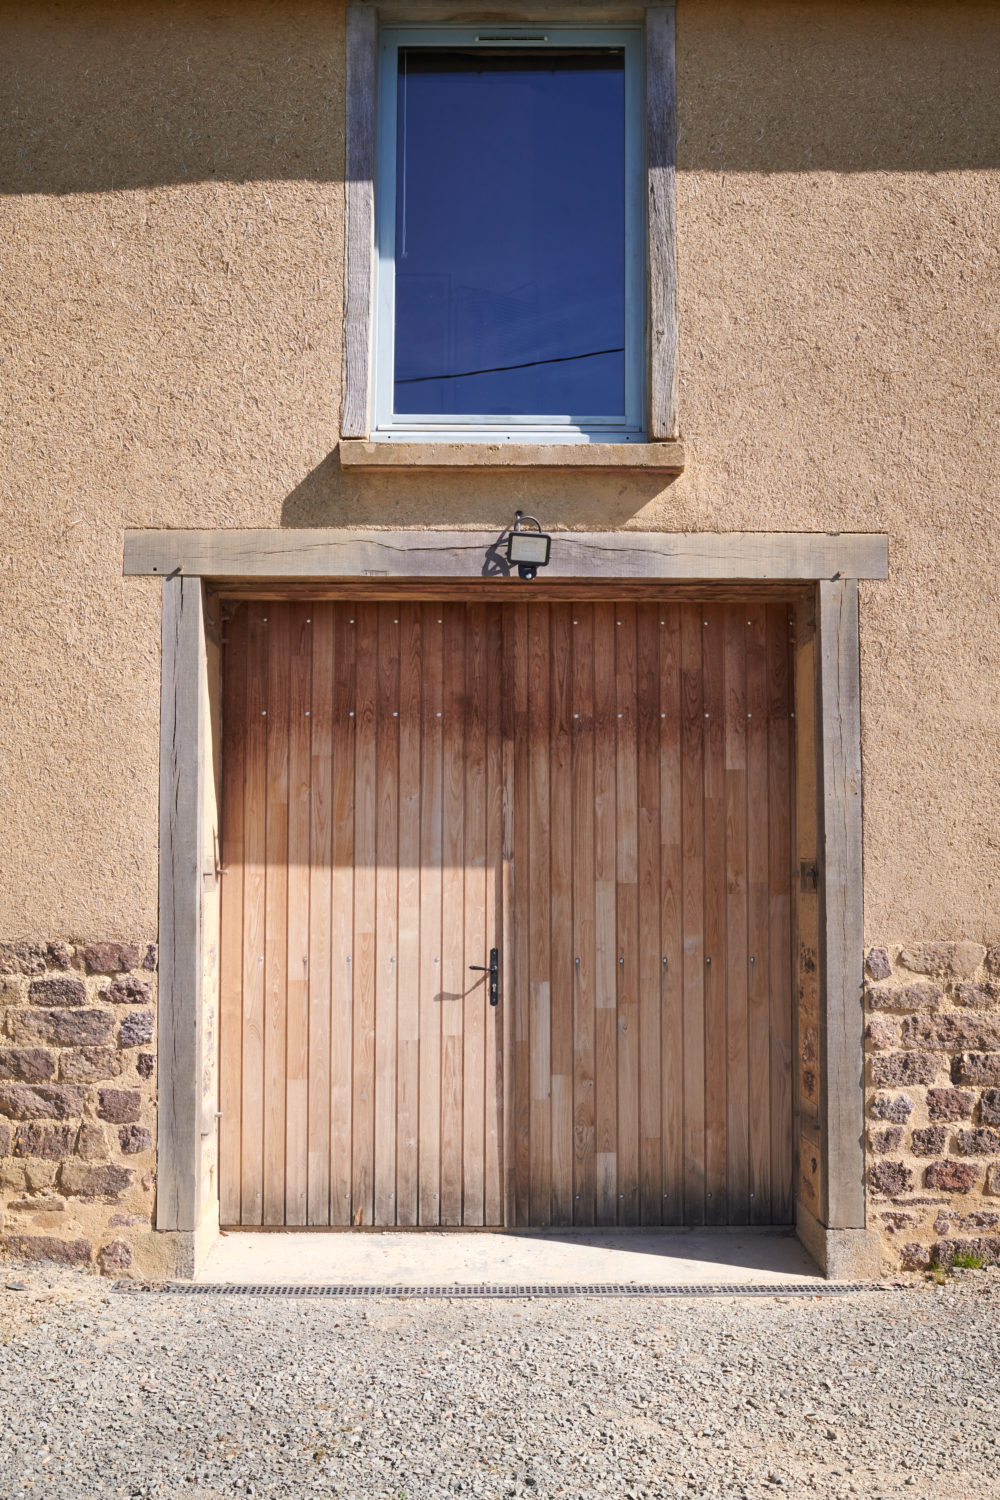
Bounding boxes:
114 1280 878 1300
474 33 549 41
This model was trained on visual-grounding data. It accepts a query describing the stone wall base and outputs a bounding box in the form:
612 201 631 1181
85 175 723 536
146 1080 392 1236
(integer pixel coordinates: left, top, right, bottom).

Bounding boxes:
796 1203 882 1280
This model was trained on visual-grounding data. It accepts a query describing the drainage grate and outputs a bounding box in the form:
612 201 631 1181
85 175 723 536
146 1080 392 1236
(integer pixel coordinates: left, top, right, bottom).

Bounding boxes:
116 1280 873 1300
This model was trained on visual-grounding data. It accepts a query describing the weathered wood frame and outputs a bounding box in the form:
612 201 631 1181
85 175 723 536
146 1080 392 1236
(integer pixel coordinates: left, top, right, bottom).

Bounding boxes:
341 2 678 443
147 529 884 1264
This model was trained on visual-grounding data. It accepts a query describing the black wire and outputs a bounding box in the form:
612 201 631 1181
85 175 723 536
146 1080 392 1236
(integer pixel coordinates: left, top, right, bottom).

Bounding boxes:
396 346 625 385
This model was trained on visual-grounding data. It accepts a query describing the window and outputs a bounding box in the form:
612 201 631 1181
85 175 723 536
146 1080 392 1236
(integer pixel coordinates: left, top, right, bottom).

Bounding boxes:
371 26 645 443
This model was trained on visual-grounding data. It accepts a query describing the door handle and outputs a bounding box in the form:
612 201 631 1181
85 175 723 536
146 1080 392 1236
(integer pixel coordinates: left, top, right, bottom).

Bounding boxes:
468 947 499 1007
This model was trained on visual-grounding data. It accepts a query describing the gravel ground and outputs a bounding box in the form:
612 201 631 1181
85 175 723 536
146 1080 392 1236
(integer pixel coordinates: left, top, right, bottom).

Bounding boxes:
1 1265 999 1499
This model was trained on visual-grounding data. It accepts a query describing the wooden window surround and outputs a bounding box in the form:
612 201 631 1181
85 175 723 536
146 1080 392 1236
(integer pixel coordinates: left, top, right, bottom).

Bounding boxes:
132 527 886 1274
341 3 684 472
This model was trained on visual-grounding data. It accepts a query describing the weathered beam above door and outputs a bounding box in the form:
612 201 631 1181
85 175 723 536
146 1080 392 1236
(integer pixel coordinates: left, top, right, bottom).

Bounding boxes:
124 530 889 582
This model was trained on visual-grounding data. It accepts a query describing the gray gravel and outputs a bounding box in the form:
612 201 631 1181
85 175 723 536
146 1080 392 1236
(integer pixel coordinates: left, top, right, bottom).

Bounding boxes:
2 1266 999 1499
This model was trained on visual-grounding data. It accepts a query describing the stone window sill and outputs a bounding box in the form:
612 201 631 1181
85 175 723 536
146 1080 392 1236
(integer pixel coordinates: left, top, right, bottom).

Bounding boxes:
338 440 686 473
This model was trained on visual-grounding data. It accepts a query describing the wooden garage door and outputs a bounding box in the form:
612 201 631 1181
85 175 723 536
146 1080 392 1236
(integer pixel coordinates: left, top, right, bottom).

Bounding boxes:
219 601 505 1227
504 601 793 1228
219 597 794 1228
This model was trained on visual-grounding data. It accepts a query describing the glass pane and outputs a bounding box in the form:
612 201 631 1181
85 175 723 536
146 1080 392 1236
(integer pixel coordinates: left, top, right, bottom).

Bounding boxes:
393 48 626 418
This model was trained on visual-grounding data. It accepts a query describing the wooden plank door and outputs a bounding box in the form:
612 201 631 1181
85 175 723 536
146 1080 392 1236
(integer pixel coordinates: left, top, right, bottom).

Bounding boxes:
219 600 505 1226
506 600 794 1227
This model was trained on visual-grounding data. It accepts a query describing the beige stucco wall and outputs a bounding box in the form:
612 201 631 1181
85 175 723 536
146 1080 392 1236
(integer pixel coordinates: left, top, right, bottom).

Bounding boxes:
1 0 999 942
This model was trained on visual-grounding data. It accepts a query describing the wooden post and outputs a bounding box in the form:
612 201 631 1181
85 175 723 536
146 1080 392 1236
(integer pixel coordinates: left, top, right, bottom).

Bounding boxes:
816 578 866 1229
156 578 208 1233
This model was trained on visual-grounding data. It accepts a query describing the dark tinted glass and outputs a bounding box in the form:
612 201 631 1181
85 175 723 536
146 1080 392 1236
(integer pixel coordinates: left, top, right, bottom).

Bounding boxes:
394 48 626 418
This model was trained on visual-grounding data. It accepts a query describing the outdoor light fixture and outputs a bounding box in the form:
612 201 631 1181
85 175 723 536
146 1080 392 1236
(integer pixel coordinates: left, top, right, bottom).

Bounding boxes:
506 511 552 581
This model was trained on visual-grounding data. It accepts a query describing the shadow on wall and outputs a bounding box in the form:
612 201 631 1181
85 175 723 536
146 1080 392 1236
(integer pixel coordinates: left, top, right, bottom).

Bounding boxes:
2 0 999 196
279 450 678 530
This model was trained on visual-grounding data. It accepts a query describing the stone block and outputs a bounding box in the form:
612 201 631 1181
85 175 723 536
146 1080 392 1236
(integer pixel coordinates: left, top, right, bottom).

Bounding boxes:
119 1124 152 1154
866 947 892 981
59 1160 133 1198
46 942 73 971
926 1088 974 1122
27 977 86 1008
0 1084 86 1120
12 1124 75 1159
136 1053 155 1079
10 1009 114 1048
869 1160 913 1195
865 1018 897 1050
0 1162 27 1191
898 942 986 979
987 1165 1000 1195
911 1126 947 1156
932 1236 1000 1268
925 1160 979 1193
979 1090 1000 1126
24 1161 57 1190
59 1048 123 1083
142 944 158 972
0 1234 91 1265
900 1242 929 1270
902 1015 1000 1052
952 1054 1000 1086
985 946 1000 978
96 1088 141 1124
954 982 1000 1010
76 1122 109 1161
955 1127 1000 1156
0 1048 56 1083
0 1120 10 1156
119 1010 154 1048
869 1126 904 1154
869 1093 914 1123
866 983 943 1013
0 943 47 976
82 943 142 975
103 976 151 1005
870 1052 944 1088
98 1239 133 1274
879 1210 917 1234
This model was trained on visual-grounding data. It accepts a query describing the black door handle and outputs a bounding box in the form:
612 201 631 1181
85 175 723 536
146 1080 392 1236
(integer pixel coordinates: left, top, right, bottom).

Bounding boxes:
468 948 500 1006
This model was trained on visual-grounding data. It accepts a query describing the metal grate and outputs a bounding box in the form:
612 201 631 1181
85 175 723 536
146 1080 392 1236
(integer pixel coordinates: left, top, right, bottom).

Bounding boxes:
116 1280 873 1300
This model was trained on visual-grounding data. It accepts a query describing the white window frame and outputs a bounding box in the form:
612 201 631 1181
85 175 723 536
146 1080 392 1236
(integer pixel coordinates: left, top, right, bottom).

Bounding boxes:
371 25 646 443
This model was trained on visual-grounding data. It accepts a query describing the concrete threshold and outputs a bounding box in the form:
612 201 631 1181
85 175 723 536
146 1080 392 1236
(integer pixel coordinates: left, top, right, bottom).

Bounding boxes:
196 1227 823 1288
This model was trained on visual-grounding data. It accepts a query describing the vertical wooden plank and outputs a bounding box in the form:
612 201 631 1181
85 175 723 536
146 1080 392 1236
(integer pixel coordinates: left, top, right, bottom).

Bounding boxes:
505 602 531 1226
746 604 772 1223
219 602 246 1225
724 605 749 1225
615 603 640 1226
418 605 443 1224
646 5 678 441
462 603 488 1225
396 602 422 1226
484 604 505 1226
658 605 684 1225
307 603 334 1225
352 602 378 1224
342 5 377 438
679 604 705 1225
592 601 618 1225
571 604 596 1227
263 607 289 1225
239 602 268 1226
636 604 662 1224
528 605 552 1226
549 603 574 1226
440 604 466 1224
374 604 400 1224
768 603 795 1225
702 607 727 1225
284 604 312 1225
330 604 357 1225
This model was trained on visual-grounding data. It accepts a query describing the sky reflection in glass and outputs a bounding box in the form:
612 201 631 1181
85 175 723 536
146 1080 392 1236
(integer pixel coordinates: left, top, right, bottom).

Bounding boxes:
393 49 626 418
